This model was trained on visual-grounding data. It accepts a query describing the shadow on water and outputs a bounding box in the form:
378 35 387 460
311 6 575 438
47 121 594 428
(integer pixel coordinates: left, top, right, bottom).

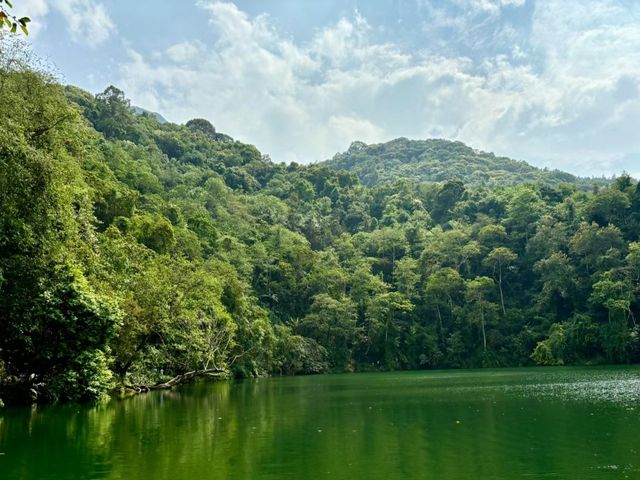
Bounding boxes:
1 366 639 480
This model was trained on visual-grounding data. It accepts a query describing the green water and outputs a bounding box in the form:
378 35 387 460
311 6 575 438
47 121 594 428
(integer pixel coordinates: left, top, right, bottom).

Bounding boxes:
1 367 640 480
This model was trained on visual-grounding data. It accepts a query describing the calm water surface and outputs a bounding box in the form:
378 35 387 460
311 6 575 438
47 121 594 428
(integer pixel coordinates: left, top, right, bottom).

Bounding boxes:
1 367 640 480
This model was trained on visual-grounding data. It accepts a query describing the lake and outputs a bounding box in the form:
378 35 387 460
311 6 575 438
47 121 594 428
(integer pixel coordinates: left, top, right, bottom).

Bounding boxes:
1 367 639 480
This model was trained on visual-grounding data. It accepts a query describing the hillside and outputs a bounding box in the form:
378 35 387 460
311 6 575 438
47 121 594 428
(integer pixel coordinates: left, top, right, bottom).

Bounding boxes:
323 138 607 188
132 105 168 124
2 57 640 406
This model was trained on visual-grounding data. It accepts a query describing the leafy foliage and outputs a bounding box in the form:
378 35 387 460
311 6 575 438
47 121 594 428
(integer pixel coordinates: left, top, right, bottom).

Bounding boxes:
0 1 30 35
1 45 639 405
324 138 610 189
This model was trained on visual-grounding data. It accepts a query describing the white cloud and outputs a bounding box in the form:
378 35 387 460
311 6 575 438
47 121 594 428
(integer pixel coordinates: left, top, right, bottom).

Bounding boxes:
54 0 115 48
15 0 114 46
327 115 386 146
504 0 640 174
459 0 526 14
116 0 640 176
14 0 49 38
18 0 49 17
165 41 205 63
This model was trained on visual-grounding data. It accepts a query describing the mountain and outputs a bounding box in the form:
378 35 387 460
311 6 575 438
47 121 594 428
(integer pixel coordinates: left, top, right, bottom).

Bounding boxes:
132 105 168 124
322 138 608 188
3 62 640 406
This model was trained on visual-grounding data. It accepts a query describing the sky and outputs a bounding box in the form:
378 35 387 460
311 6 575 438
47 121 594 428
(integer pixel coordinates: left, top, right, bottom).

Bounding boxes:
15 0 640 177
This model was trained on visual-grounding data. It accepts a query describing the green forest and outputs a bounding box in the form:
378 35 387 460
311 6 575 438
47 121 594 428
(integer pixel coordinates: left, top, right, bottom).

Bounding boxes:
324 138 610 188
1 43 640 407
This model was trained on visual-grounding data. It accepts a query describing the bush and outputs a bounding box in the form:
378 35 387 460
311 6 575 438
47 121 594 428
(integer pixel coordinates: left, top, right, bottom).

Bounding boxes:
273 325 329 375
48 349 115 403
531 324 565 366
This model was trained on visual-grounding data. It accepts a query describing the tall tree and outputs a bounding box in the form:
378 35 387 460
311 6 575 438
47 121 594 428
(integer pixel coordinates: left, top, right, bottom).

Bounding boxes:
298 294 358 370
465 277 497 353
424 268 464 342
367 292 414 369
484 247 518 314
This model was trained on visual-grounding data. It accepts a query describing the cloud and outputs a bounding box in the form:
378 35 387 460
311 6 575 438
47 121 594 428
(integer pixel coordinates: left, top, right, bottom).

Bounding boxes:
16 0 114 47
14 0 49 38
20 0 114 47
116 0 640 176
508 0 640 173
165 41 205 63
54 0 115 48
454 0 526 15
327 115 386 147
15 0 49 18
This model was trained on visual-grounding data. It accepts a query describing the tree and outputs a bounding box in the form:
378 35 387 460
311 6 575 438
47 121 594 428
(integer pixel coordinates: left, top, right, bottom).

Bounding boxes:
531 323 565 366
393 257 420 299
130 214 176 254
298 294 358 370
4 41 640 404
0 65 118 403
504 186 545 241
420 223 472 273
365 227 409 279
107 254 239 384
626 242 640 285
533 252 576 315
367 292 414 369
484 247 517 314
460 240 482 275
348 262 389 330
590 272 636 363
424 268 464 342
0 266 119 402
305 250 348 298
627 182 640 238
89 85 136 139
186 118 216 136
583 187 630 227
272 325 328 375
465 277 497 353
589 272 634 326
525 216 569 262
478 224 507 250
570 222 625 274
431 179 465 224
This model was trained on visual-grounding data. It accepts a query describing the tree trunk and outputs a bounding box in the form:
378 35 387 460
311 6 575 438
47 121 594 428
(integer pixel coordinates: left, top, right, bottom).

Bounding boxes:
124 368 227 393
436 304 444 345
498 267 506 315
436 304 444 334
480 306 487 353
391 245 396 271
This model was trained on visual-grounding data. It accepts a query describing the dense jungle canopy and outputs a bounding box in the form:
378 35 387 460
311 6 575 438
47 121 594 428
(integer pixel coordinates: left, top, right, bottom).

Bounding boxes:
1 41 639 406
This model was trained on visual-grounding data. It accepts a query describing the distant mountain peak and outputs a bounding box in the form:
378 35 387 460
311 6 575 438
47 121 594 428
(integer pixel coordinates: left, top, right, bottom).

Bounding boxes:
322 137 606 189
132 106 168 124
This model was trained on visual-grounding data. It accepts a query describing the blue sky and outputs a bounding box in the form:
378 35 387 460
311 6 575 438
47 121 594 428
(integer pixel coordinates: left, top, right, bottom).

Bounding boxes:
17 0 640 177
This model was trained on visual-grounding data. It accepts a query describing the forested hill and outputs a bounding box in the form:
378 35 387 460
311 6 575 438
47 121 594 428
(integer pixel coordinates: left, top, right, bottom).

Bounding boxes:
2 49 640 406
322 138 608 188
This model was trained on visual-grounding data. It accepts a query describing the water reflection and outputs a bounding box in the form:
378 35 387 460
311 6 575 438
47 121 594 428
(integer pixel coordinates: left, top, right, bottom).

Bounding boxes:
1 367 639 480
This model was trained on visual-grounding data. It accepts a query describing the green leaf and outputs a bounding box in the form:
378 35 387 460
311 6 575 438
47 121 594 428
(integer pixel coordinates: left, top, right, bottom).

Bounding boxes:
19 17 31 24
5 0 13 7
20 23 27 35
10 21 16 33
